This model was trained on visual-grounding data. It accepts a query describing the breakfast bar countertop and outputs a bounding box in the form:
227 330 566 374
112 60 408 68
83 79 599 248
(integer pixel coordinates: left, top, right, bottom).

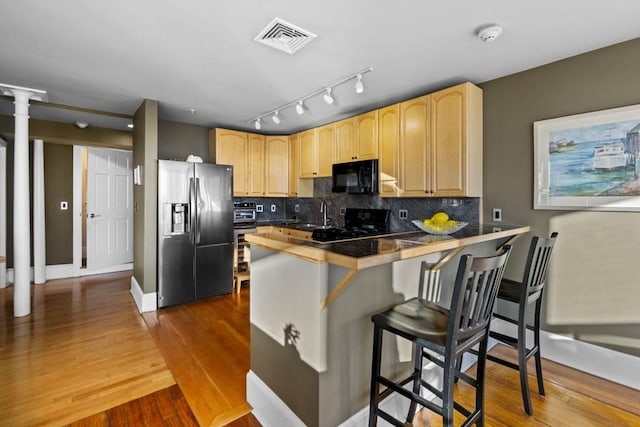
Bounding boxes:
245 223 530 270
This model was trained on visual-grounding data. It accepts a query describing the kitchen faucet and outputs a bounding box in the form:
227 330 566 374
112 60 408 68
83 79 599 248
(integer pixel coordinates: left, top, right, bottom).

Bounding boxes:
320 201 329 227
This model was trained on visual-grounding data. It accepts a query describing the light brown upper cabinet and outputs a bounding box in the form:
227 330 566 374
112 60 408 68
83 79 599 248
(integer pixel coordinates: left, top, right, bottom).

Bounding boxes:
429 82 482 197
300 125 333 178
212 128 249 196
265 135 289 197
213 128 290 197
288 133 300 196
334 111 379 163
378 82 482 197
247 133 265 196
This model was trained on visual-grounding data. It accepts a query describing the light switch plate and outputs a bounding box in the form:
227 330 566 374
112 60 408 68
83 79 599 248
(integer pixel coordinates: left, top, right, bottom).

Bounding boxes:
270 204 276 212
256 205 263 212
60 201 68 210
339 207 346 216
294 204 300 213
492 208 502 222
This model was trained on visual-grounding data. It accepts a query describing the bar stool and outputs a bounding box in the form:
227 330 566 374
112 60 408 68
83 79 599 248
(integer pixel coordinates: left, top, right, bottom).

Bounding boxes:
368 245 512 427
487 232 558 415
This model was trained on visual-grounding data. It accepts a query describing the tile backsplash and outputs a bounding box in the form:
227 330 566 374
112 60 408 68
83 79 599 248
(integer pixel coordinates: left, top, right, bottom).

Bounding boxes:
236 178 479 233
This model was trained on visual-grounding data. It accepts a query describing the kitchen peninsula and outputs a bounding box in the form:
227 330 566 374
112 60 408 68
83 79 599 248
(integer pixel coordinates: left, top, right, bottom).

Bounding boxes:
245 224 529 427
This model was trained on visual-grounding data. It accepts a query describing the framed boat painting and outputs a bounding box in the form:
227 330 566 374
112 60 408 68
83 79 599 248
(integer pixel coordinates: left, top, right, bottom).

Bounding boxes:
534 104 640 211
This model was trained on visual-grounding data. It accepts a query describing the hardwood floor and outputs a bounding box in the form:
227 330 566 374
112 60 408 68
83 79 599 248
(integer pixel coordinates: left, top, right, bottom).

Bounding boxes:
0 272 175 426
3 271 640 426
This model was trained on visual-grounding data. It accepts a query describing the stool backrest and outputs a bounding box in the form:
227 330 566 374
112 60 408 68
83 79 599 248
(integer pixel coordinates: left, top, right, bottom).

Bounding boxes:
522 232 558 304
449 245 512 355
418 262 442 303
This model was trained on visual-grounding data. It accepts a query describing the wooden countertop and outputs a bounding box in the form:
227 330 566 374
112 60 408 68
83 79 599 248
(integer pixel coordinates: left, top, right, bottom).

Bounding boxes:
245 224 530 270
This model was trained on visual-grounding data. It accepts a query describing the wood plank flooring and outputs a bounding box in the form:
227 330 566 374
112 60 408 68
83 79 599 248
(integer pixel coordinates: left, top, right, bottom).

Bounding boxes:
141 291 253 427
0 272 175 426
3 271 640 426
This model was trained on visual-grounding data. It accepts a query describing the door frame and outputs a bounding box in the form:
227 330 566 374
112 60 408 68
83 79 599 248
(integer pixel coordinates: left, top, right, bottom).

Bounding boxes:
72 146 133 277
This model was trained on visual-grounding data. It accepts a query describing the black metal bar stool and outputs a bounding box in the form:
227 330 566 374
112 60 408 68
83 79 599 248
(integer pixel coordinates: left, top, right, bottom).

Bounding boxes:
368 245 512 427
487 232 558 415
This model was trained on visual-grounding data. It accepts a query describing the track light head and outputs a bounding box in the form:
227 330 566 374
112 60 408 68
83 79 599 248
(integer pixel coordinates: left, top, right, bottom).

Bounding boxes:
255 118 262 130
323 88 334 105
272 110 281 124
296 101 305 115
355 74 364 94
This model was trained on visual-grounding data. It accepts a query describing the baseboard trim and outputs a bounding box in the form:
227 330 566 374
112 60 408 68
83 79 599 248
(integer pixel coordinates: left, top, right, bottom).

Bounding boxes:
246 370 306 427
491 318 640 391
6 263 133 283
130 275 157 313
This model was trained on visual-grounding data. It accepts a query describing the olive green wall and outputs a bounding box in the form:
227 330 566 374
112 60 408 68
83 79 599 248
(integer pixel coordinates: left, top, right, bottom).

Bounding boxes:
481 37 640 356
44 143 73 265
158 120 209 161
132 99 158 295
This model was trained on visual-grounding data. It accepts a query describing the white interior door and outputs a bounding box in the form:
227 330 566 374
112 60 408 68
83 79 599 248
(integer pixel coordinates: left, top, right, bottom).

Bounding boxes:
86 147 133 270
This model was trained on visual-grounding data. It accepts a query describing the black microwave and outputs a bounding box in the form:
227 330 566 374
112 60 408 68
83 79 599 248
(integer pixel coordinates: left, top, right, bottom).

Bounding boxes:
332 159 378 194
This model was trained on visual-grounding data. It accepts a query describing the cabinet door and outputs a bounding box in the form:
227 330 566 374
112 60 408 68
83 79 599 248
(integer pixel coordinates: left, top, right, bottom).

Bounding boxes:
299 129 317 178
378 104 401 196
355 110 378 160
316 123 335 177
430 85 466 197
288 133 299 196
214 128 248 196
265 135 289 197
334 118 356 163
247 133 265 196
399 95 429 196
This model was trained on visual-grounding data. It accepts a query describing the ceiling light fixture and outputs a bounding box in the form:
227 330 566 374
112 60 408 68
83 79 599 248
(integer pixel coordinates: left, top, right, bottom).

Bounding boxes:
75 121 88 129
247 67 372 128
127 123 134 129
323 88 335 105
477 25 503 42
355 74 364 94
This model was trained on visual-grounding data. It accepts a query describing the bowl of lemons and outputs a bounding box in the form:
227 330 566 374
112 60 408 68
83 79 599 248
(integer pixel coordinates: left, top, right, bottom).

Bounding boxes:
412 212 467 235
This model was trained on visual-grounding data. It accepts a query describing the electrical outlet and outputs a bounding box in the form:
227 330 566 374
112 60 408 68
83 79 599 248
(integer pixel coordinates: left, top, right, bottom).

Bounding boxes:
399 209 408 220
294 204 300 213
256 204 263 213
492 208 502 222
339 207 346 216
270 204 276 212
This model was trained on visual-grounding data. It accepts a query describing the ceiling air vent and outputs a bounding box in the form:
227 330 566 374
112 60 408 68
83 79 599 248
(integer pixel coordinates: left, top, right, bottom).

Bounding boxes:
254 17 316 55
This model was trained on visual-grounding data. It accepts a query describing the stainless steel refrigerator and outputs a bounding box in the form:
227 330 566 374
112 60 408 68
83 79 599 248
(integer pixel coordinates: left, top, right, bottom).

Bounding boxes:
157 160 234 308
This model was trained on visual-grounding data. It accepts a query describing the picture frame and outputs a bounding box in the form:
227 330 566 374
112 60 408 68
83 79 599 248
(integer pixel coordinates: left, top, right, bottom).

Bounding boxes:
533 104 640 211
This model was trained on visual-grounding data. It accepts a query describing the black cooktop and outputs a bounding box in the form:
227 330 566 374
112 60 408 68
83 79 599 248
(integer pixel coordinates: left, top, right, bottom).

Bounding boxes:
311 208 390 242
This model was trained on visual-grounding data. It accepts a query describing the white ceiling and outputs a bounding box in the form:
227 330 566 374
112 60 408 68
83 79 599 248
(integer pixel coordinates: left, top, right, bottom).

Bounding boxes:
1 0 640 135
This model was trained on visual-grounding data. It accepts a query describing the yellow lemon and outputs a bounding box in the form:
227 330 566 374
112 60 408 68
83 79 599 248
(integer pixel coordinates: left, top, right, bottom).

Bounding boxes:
430 212 449 223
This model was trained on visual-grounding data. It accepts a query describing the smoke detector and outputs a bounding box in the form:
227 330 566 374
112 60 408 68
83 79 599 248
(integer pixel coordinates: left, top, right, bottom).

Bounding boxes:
254 17 316 54
477 25 503 42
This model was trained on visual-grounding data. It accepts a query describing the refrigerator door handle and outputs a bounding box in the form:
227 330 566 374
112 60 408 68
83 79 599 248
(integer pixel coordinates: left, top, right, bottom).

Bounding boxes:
194 177 201 244
189 177 197 245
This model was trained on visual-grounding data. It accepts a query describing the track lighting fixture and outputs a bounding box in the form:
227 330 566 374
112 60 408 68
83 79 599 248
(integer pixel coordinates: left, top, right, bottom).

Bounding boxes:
323 88 335 105
246 67 372 128
355 74 364 94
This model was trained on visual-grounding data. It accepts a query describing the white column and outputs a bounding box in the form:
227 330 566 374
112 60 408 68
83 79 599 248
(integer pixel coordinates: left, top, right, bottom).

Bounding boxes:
33 139 46 285
12 90 33 316
0 83 47 317
0 138 6 288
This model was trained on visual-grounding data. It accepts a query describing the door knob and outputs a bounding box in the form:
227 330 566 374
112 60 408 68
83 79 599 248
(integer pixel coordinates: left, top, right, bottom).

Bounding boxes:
89 213 101 218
